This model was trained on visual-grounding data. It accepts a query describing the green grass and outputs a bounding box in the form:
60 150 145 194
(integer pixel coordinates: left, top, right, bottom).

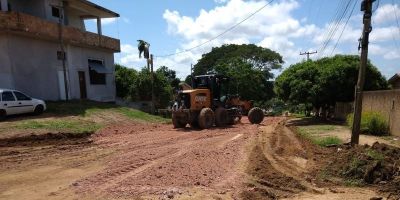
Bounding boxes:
347 112 390 136
0 101 171 136
344 179 364 187
46 100 117 116
297 125 342 147
115 107 170 123
14 119 101 134
365 149 385 161
313 136 342 147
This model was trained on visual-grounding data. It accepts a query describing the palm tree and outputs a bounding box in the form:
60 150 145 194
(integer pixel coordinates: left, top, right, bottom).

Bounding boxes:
137 40 150 59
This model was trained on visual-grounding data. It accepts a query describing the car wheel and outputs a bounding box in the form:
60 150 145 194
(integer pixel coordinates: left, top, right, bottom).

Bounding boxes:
0 110 6 121
34 105 44 115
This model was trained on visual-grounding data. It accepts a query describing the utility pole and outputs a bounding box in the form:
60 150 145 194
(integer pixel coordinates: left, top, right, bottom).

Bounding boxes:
351 0 374 146
137 40 154 114
190 64 194 88
150 54 155 114
300 51 317 61
58 5 69 101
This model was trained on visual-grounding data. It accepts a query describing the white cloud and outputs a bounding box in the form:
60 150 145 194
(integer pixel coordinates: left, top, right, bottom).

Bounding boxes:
159 0 319 77
86 18 117 26
101 18 117 25
373 4 400 24
116 1 400 79
214 0 228 4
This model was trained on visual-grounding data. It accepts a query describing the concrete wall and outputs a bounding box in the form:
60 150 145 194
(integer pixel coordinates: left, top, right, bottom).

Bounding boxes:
391 79 400 89
1 34 62 100
67 45 115 102
65 7 85 30
0 34 116 102
362 90 400 136
8 0 47 19
0 33 14 88
7 0 83 28
334 102 353 121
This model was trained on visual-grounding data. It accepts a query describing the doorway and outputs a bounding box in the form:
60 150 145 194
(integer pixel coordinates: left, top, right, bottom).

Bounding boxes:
78 71 87 99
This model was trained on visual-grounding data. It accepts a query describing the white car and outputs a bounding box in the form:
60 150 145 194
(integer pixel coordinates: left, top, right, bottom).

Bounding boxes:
0 89 46 120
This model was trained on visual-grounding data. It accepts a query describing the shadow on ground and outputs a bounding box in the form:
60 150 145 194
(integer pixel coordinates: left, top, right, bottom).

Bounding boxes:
2 100 118 122
286 117 346 127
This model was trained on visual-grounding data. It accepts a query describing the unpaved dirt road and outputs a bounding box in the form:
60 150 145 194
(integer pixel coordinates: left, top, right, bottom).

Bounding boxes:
0 117 382 200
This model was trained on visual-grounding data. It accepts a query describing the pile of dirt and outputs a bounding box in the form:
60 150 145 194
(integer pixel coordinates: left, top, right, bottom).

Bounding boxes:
0 132 93 147
324 142 400 199
240 145 307 200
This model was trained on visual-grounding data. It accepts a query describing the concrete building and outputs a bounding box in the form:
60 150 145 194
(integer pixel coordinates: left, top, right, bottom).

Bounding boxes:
0 0 120 102
388 73 400 89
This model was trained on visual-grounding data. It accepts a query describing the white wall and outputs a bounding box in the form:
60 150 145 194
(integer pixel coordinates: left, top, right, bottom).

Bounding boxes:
5 35 62 100
67 45 116 102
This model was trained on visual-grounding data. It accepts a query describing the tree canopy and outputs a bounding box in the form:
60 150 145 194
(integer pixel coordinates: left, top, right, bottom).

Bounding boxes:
191 44 284 101
274 55 388 110
115 64 177 108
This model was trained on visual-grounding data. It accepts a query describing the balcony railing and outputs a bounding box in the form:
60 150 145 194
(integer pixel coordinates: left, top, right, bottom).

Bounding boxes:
0 11 120 52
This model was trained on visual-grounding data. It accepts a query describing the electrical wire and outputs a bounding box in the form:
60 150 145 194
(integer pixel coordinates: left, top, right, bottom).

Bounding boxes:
330 0 359 56
155 0 275 58
393 0 400 35
318 0 354 58
391 0 400 51
317 0 347 57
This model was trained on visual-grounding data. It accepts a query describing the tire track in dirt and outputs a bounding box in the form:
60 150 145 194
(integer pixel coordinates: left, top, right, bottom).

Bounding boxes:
242 117 323 199
76 122 257 199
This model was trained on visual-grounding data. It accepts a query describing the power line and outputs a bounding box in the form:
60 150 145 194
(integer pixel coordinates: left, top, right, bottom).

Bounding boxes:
318 0 354 58
155 0 275 58
330 0 359 56
393 0 400 35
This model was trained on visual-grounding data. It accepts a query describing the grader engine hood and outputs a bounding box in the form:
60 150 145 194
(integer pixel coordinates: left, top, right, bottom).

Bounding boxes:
183 89 211 110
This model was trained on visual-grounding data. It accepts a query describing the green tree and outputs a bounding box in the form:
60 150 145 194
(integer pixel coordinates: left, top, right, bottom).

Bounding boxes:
115 64 138 100
156 66 181 90
275 55 388 112
136 68 173 108
193 44 283 101
115 64 173 108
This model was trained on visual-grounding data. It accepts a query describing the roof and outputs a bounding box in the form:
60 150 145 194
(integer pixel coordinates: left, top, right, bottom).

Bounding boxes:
388 73 400 84
67 0 120 18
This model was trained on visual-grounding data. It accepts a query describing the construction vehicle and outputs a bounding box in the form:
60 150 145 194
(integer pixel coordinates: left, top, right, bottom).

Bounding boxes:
225 95 253 115
171 74 264 129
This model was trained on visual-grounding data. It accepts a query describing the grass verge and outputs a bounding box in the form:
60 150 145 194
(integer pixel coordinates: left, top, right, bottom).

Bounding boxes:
0 100 170 137
297 125 342 147
14 119 101 134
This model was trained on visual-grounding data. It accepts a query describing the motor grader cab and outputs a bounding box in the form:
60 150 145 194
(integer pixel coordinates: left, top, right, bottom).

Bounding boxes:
172 74 264 129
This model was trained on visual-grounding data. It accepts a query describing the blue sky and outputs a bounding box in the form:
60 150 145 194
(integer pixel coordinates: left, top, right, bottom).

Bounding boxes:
87 0 400 80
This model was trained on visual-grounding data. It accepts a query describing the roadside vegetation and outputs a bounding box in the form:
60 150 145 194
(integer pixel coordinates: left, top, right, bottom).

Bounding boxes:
296 124 343 147
274 55 388 116
0 101 169 139
347 111 390 136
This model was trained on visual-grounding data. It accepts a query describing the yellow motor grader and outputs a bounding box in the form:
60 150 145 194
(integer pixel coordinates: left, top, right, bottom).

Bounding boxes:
172 74 264 129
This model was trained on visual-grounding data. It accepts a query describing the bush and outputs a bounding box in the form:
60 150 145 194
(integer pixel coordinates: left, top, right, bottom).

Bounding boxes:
347 112 389 136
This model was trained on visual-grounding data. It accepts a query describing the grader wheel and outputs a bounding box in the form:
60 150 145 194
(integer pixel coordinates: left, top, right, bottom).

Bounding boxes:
172 113 187 128
215 107 228 127
198 108 214 129
248 107 264 124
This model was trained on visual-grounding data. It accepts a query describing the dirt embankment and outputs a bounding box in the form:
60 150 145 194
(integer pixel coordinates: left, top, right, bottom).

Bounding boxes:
240 119 328 199
323 142 400 199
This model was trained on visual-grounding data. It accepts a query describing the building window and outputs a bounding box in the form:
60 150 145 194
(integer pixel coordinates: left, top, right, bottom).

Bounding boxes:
88 59 106 85
52 6 60 18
